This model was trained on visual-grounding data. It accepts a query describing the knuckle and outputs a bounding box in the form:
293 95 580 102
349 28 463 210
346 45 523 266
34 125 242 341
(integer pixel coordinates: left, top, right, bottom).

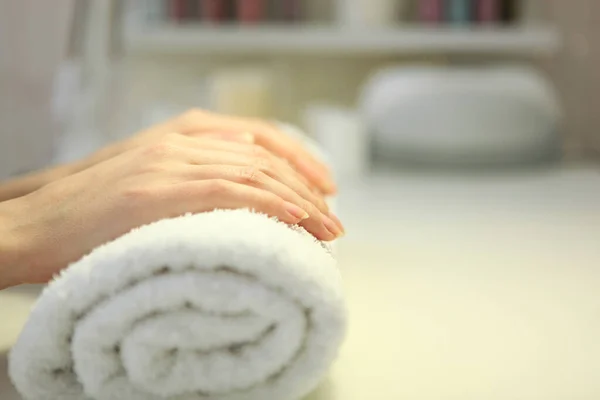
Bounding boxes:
239 166 264 186
253 157 272 174
306 198 327 219
303 200 320 216
201 179 233 197
143 141 177 160
319 199 330 212
314 194 328 210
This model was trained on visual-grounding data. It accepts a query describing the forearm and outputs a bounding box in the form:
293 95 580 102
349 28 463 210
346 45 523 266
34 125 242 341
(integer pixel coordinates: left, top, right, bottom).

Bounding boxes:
0 199 30 289
0 163 74 202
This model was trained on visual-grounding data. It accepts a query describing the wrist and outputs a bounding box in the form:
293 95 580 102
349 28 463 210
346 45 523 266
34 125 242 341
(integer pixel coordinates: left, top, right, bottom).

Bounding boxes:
0 163 76 203
41 162 77 184
0 199 32 289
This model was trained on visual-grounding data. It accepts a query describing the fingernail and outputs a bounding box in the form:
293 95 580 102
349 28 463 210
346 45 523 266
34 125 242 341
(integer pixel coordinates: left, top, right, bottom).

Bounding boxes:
323 215 343 238
328 211 345 235
285 202 309 220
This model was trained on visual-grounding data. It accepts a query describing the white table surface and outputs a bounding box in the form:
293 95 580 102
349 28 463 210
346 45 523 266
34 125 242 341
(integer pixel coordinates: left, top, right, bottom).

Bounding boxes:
2 164 600 399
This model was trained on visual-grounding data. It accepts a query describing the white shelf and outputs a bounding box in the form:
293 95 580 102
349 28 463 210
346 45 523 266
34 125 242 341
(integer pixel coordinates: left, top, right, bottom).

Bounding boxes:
125 25 561 56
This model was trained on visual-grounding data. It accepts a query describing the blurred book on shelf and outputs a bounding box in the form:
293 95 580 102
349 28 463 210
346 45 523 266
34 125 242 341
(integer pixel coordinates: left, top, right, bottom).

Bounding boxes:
445 0 472 25
476 0 500 24
135 0 304 25
499 0 517 24
417 0 443 24
132 0 536 27
417 0 524 25
238 0 266 24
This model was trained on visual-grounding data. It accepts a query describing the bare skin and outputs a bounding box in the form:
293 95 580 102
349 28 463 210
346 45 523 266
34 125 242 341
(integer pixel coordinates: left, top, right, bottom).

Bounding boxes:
0 111 344 289
0 109 336 203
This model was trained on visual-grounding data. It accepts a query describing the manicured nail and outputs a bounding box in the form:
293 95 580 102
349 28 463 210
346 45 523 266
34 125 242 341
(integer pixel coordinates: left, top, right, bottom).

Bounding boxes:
285 202 309 220
328 211 345 235
323 215 343 238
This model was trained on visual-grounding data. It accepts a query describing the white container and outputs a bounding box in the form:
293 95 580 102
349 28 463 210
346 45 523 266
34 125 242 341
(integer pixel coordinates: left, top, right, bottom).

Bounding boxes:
336 0 409 27
208 66 275 119
360 64 563 165
304 104 369 179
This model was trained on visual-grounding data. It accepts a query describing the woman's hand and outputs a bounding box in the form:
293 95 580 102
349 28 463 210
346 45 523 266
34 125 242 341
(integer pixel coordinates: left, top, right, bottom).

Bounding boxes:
0 133 343 288
81 109 336 195
0 109 335 203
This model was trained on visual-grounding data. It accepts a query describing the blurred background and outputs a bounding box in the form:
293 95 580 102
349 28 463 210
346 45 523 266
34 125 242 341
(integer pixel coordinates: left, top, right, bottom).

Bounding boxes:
1 0 599 175
2 1 600 399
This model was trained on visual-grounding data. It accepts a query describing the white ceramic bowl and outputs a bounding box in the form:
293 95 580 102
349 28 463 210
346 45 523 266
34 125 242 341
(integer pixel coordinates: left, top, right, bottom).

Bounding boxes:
360 65 563 165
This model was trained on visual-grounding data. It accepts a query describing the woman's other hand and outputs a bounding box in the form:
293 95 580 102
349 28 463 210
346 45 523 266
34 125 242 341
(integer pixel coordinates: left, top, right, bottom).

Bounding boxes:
1 133 343 287
81 109 337 195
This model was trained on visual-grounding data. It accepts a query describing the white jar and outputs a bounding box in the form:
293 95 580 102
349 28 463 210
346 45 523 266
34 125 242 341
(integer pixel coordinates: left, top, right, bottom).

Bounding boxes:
304 104 369 179
208 66 275 119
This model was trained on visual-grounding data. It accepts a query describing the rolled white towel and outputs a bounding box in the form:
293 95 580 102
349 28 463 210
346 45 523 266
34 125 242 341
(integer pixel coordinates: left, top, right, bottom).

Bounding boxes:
9 209 346 400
